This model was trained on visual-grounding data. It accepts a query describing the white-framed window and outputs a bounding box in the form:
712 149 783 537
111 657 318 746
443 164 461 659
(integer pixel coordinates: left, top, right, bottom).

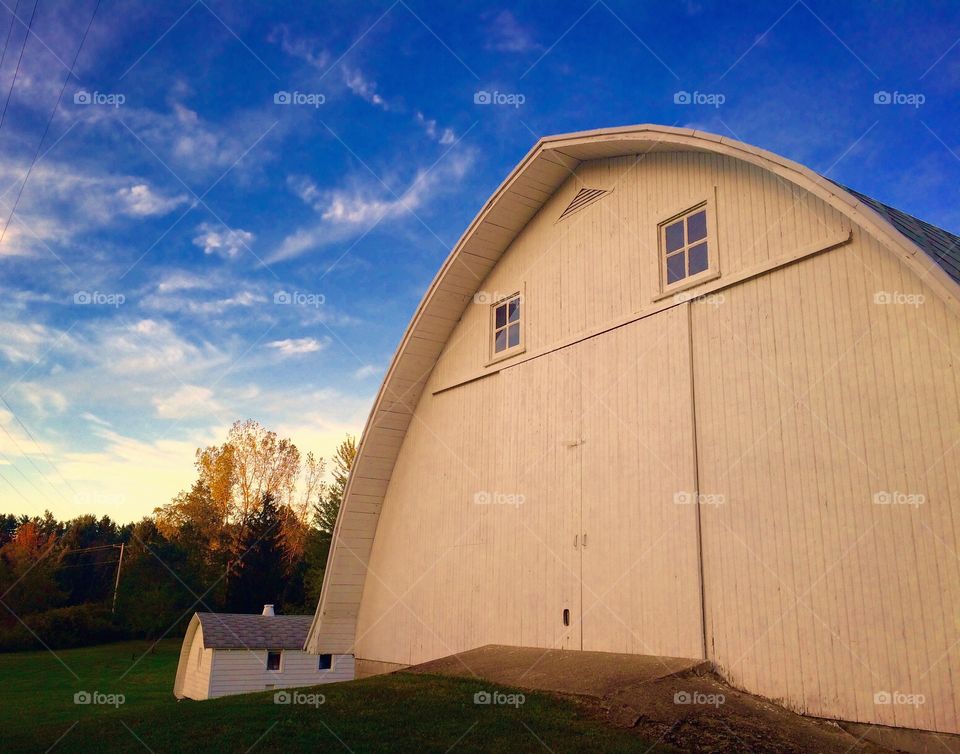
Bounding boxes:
318 654 332 671
658 198 719 295
266 650 282 671
489 291 523 362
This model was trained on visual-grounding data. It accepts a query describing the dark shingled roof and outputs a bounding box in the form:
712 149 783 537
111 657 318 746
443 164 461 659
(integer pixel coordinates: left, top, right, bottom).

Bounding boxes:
833 182 960 286
196 612 313 650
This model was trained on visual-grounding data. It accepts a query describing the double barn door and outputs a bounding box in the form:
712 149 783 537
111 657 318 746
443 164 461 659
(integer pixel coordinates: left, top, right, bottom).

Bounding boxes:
511 307 704 658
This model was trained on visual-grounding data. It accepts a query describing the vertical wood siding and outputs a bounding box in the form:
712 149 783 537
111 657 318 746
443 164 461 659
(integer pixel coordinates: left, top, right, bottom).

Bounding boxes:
349 149 959 734
692 238 960 732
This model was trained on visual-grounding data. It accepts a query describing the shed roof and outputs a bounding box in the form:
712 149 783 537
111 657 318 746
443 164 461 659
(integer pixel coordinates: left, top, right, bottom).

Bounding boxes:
196 612 313 650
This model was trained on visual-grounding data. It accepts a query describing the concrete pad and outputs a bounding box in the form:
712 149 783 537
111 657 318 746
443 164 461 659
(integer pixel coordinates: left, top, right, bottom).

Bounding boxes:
407 645 894 753
408 644 708 698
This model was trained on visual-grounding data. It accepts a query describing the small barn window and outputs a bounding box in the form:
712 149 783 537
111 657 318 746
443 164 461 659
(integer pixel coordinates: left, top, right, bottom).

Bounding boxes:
490 292 523 362
319 654 332 671
267 651 281 671
658 200 718 295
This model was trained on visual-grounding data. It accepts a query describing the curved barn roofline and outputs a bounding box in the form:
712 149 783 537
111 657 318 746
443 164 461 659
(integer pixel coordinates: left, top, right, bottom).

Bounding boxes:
305 124 960 653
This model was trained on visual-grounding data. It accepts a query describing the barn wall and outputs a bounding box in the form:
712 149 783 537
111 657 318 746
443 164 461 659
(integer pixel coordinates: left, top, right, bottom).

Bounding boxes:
692 233 960 733
174 618 213 700
181 636 213 700
431 151 848 392
349 147 960 735
355 307 704 665
207 651 355 698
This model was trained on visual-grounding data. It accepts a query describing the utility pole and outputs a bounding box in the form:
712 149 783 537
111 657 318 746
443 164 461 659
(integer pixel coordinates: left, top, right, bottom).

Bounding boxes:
112 542 124 613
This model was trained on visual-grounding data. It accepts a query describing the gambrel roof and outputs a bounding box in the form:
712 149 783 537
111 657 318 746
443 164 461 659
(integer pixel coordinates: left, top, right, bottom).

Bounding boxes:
305 124 960 654
196 612 313 650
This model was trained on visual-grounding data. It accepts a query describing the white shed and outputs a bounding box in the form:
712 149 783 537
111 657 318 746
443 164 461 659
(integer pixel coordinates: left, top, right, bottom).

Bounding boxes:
174 606 354 700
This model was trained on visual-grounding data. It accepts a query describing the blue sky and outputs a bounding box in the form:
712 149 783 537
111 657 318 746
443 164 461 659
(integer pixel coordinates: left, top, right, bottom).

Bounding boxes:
0 0 958 521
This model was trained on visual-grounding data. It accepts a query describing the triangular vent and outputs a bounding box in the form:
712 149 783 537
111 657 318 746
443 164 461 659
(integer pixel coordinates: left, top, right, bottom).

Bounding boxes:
557 187 609 222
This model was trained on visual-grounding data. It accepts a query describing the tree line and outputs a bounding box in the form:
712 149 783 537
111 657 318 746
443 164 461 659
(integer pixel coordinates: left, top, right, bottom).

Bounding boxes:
0 420 355 651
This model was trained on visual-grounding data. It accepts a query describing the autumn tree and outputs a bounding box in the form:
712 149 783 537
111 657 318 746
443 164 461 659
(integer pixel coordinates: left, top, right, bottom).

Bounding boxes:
304 435 357 606
313 435 356 535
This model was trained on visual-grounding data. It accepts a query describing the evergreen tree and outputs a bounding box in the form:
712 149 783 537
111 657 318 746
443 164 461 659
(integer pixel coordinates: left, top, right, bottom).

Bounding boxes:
225 493 287 613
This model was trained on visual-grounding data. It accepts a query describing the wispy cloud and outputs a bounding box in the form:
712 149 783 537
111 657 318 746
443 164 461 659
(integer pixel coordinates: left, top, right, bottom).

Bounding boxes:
192 222 255 260
152 384 222 419
416 111 455 144
485 10 541 53
265 337 328 356
271 150 474 261
116 183 189 216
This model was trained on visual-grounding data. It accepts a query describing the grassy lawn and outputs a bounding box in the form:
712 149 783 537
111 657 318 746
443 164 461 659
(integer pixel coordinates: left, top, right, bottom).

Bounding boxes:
0 641 673 753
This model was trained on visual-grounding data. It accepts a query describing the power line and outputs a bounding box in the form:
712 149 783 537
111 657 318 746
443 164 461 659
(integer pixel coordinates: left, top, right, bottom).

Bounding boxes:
0 413 68 503
0 395 76 497
0 443 55 504
0 0 38 133
0 466 30 504
0 1 24 85
0 0 101 246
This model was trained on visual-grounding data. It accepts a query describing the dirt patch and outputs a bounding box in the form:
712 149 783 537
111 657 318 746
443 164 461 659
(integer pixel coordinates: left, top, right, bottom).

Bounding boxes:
574 669 893 753
408 646 898 753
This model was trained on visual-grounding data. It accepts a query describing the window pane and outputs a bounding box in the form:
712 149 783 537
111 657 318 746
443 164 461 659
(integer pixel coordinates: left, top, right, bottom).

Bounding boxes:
508 297 520 323
666 253 686 284
687 210 707 243
665 221 684 252
507 323 520 348
319 654 332 670
688 242 708 275
495 304 506 328
267 651 281 670
494 328 507 353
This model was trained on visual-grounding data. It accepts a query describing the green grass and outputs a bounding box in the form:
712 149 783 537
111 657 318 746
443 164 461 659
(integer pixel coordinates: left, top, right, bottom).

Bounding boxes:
0 641 673 753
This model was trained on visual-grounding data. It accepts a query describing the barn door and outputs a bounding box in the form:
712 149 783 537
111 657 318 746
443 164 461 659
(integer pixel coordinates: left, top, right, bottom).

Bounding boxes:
514 344 583 651
578 307 705 659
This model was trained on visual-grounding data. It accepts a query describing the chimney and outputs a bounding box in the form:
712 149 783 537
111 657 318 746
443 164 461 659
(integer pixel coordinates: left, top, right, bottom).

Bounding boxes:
262 604 275 616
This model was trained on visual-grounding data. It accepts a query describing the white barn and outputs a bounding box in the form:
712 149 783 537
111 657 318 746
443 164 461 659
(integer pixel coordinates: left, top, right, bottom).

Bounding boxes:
306 124 960 741
174 607 354 700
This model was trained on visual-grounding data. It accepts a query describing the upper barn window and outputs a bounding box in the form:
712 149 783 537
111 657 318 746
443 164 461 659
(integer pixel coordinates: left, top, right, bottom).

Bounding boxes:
659 201 718 293
490 292 522 361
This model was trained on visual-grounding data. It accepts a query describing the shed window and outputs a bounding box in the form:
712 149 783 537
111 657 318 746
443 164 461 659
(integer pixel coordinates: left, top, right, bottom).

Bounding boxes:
319 654 332 671
660 204 712 287
491 293 522 359
267 651 281 671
